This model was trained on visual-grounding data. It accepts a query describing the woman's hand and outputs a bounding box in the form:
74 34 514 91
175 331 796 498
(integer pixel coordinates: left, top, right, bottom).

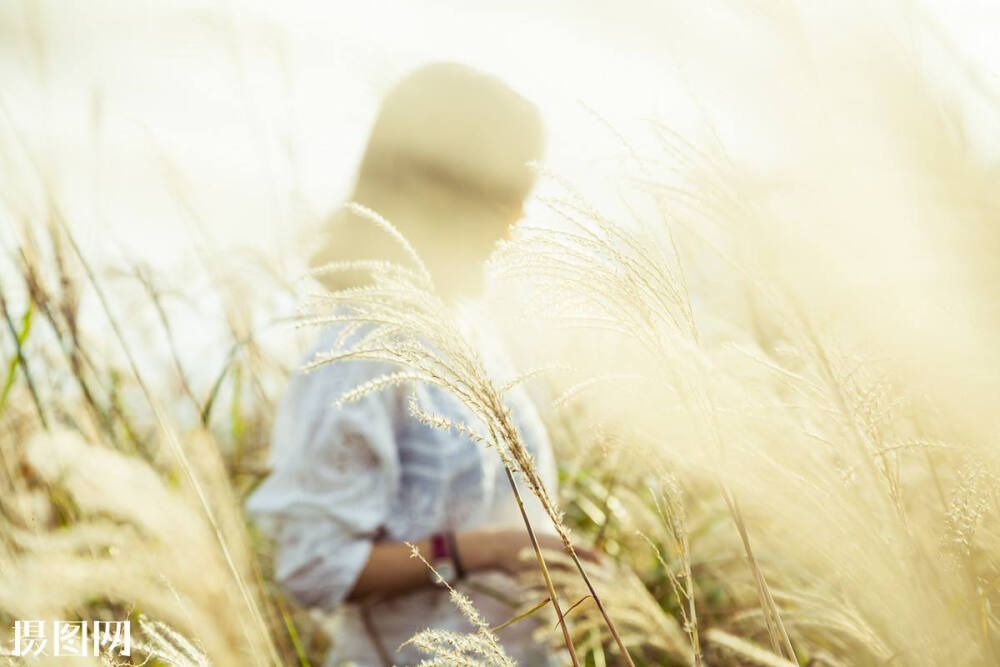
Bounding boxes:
459 528 601 576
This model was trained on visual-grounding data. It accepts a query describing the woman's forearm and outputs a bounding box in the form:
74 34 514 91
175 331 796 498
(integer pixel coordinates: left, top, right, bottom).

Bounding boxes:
344 528 583 601
345 529 498 601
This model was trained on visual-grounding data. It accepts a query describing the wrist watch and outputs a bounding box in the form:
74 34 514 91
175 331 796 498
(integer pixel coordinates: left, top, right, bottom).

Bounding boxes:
430 532 464 585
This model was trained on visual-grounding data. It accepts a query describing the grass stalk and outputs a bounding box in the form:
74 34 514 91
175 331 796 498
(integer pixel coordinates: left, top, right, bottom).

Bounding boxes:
560 540 638 667
0 290 48 429
503 466 581 667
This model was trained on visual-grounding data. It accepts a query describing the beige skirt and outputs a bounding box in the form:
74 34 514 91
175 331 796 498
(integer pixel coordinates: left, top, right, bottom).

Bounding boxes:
317 570 561 666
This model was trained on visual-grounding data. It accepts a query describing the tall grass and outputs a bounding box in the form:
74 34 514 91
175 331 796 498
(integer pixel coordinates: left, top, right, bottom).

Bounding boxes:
484 16 1000 664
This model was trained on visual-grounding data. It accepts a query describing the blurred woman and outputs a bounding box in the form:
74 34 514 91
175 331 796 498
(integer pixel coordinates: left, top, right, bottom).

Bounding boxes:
246 63 581 666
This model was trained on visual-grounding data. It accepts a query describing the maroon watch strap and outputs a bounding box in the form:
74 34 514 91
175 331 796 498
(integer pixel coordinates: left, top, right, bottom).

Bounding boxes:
431 532 449 561
429 532 465 581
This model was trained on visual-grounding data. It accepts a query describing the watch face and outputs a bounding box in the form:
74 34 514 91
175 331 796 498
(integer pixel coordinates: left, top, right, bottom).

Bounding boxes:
434 560 456 585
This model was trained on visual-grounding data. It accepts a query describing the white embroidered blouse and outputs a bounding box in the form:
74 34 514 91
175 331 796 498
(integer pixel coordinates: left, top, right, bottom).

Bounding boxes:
245 307 559 666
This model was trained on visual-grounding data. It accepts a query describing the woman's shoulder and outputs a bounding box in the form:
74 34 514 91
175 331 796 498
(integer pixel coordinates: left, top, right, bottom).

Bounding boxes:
273 323 406 440
294 323 399 390
263 323 405 474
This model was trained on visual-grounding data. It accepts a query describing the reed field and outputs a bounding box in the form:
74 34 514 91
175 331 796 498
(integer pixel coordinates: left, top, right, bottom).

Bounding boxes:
2 1 1000 665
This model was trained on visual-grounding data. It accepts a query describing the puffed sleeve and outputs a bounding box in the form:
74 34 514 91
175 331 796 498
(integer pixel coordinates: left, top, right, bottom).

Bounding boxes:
245 330 401 610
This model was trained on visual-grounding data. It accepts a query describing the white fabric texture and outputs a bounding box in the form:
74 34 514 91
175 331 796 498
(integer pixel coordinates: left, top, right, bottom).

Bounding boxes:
245 307 559 666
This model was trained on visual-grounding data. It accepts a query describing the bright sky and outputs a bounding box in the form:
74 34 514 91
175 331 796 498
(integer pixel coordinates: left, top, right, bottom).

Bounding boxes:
2 0 996 267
